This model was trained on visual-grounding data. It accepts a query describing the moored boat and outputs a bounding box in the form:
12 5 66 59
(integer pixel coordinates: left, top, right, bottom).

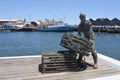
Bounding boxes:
35 24 75 32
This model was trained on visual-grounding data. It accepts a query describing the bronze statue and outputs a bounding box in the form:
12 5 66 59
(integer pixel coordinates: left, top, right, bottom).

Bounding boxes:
77 13 98 69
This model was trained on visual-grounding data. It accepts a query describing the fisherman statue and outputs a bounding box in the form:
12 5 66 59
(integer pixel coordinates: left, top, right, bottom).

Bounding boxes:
76 13 98 69
60 13 98 71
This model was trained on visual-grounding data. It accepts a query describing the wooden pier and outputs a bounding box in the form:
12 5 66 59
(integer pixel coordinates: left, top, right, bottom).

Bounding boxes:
0 29 11 32
0 28 35 32
0 54 120 80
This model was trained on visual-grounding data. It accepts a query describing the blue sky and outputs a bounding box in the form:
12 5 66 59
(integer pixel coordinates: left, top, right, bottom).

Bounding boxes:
0 0 120 24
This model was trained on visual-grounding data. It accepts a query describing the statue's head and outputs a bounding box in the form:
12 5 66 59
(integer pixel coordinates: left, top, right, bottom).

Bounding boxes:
79 13 86 22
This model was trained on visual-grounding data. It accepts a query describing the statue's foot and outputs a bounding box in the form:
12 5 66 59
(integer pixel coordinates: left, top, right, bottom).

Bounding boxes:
93 63 98 69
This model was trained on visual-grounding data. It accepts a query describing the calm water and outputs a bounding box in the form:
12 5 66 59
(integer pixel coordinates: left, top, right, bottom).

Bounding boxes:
0 32 120 61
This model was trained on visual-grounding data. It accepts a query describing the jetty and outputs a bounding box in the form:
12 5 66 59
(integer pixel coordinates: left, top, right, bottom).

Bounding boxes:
93 25 120 33
0 53 120 80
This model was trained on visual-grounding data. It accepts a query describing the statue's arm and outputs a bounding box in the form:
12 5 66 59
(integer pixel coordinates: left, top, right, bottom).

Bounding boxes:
77 24 82 36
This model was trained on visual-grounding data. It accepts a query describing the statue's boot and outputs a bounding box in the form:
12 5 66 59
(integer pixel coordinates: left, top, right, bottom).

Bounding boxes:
93 63 98 69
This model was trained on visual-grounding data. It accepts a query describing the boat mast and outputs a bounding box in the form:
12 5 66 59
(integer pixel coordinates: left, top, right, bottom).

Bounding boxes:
63 14 65 23
29 14 31 23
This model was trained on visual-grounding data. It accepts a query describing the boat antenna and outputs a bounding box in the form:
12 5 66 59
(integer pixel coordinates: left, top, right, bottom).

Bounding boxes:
64 14 65 23
29 14 31 23
53 13 55 20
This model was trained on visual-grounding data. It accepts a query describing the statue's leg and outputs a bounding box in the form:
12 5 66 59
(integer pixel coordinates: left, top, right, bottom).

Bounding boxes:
90 40 98 69
77 54 83 67
91 50 98 69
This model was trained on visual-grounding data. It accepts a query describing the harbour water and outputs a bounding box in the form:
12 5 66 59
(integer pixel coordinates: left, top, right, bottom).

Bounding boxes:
0 32 120 61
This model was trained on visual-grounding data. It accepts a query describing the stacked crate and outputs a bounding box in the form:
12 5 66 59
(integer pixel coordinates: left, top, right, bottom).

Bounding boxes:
41 50 77 73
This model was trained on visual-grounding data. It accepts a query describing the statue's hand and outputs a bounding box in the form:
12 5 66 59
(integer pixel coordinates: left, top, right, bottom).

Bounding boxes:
90 39 93 45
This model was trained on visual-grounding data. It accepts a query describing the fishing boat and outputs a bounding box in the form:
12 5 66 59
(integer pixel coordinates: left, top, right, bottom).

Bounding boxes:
35 24 75 32
35 19 75 32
